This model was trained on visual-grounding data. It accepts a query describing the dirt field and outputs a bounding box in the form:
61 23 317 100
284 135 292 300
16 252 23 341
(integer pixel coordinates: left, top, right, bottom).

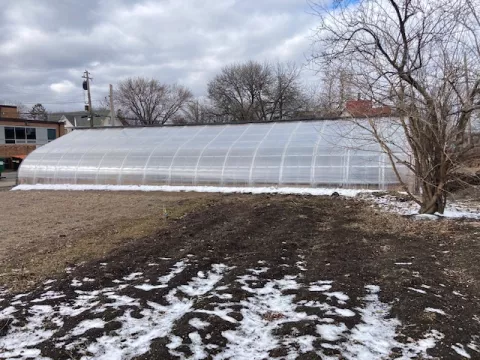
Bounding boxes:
1 191 480 359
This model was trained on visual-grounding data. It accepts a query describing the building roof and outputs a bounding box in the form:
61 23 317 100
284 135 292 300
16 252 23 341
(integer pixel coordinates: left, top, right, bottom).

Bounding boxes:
344 100 392 117
0 117 64 126
48 110 111 127
46 113 66 123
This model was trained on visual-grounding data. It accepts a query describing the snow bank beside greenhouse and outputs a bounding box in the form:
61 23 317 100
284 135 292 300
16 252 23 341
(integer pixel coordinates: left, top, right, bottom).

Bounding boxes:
12 184 368 197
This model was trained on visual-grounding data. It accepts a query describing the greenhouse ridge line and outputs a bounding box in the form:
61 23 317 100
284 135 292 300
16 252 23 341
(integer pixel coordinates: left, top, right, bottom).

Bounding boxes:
68 116 395 129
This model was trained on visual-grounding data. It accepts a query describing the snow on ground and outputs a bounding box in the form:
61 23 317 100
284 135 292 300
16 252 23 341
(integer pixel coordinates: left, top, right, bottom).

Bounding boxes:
12 184 367 197
425 307 447 316
13 184 480 219
364 193 480 219
1 258 475 360
452 343 472 358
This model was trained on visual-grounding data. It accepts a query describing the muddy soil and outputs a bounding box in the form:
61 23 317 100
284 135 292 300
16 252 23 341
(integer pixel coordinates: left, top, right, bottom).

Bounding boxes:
1 193 479 359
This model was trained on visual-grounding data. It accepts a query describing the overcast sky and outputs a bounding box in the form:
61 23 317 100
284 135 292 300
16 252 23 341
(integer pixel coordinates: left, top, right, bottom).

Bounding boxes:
0 0 326 112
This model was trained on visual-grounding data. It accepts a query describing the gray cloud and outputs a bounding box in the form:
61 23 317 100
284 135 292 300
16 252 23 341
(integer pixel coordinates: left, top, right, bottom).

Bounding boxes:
0 0 324 111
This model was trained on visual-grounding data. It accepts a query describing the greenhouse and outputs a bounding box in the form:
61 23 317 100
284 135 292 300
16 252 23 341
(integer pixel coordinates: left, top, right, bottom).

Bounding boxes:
17 120 408 189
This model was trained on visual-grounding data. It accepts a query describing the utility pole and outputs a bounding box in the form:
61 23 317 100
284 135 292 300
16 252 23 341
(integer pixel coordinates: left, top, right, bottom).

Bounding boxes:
109 84 116 126
82 70 94 128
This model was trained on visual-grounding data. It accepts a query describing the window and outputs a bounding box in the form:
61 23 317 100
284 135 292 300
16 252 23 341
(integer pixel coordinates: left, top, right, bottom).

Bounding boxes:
15 127 26 143
4 127 15 144
4 126 39 144
26 128 36 143
47 129 56 142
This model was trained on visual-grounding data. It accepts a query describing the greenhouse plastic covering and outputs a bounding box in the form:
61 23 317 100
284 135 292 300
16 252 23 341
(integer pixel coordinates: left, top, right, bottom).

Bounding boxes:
18 120 408 189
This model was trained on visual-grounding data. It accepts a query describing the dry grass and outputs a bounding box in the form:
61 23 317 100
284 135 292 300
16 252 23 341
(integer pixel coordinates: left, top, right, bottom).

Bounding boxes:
0 190 220 291
345 198 456 236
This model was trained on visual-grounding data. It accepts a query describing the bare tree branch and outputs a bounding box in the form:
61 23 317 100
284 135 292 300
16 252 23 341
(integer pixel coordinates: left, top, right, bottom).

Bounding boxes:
115 77 193 125
311 0 480 214
207 61 305 122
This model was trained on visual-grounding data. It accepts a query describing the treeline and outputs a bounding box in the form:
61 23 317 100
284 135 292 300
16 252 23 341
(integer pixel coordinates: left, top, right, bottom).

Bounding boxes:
114 60 356 126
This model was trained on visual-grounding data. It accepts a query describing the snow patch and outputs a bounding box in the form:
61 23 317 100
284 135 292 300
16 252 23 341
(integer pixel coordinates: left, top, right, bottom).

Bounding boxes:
324 292 350 302
189 318 210 330
71 279 82 287
425 307 447 316
452 343 472 358
309 284 332 292
215 275 315 359
408 287 427 294
133 283 168 291
309 280 333 292
178 264 228 297
317 323 348 341
467 337 480 353
0 304 59 358
248 267 269 275
188 332 207 359
158 261 188 285
123 272 143 281
365 193 480 219
31 291 65 303
71 319 106 336
334 308 356 317
0 269 453 359
341 285 444 359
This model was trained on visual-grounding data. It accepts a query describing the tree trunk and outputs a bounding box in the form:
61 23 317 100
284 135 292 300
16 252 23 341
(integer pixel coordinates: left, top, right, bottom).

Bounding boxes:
419 184 446 214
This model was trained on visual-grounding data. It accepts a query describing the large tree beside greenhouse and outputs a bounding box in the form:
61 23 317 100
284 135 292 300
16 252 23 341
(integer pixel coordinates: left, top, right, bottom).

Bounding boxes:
311 0 480 214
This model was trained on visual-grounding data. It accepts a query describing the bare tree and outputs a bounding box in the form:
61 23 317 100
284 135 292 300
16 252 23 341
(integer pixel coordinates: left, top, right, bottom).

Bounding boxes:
315 63 356 117
311 0 480 214
28 103 48 121
207 61 269 122
115 77 193 125
15 103 29 119
207 61 305 122
268 62 305 120
173 99 218 124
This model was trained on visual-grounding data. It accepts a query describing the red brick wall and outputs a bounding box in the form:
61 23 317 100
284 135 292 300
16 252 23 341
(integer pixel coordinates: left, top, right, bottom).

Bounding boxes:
0 144 37 158
0 107 19 119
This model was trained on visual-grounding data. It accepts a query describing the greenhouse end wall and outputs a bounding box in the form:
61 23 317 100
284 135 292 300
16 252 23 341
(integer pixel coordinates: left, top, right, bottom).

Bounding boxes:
17 120 410 189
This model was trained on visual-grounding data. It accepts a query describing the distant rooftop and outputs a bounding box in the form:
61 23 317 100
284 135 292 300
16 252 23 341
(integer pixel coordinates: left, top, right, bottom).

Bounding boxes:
48 110 111 127
344 100 392 117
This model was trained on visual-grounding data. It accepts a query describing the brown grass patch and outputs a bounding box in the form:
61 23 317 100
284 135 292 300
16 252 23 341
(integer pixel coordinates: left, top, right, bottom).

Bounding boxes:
0 191 220 291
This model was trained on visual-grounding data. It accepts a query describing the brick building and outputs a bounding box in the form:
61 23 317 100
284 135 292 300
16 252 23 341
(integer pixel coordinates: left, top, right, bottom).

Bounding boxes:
0 105 20 119
342 100 392 117
0 117 65 170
